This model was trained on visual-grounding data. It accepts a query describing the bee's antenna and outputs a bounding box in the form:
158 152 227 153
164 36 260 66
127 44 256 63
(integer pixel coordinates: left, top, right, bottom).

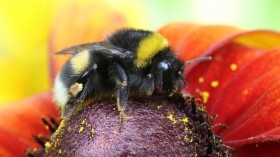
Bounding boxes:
183 56 212 69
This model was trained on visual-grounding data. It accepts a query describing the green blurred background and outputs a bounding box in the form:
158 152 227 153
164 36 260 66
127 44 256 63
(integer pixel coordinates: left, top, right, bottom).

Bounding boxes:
0 0 280 104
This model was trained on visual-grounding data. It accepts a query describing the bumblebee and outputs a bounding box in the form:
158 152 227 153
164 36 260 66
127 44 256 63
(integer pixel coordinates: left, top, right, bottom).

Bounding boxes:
53 28 211 119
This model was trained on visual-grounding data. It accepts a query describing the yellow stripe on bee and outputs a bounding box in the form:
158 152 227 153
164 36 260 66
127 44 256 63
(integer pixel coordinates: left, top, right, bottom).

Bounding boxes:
71 50 90 74
136 33 168 67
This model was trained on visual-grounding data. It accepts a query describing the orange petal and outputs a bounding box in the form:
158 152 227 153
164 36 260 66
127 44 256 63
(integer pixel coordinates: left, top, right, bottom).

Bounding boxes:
49 1 129 82
0 93 58 156
158 22 201 51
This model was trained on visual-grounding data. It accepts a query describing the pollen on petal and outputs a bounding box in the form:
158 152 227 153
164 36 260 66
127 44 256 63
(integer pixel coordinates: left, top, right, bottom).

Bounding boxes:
45 125 50 130
200 91 210 103
210 81 219 88
230 63 238 71
243 89 249 95
198 77 204 83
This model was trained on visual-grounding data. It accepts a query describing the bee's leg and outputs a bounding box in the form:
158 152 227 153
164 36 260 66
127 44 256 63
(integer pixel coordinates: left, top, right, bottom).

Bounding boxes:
139 74 154 96
152 61 172 94
65 65 102 118
78 66 103 101
110 63 128 126
171 72 183 94
177 71 188 88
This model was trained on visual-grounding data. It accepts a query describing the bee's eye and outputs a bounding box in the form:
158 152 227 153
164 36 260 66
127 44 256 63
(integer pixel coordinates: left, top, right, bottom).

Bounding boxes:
157 61 171 71
156 61 172 90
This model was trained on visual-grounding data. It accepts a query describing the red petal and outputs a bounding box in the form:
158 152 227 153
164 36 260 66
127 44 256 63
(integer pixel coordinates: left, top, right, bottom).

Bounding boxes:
48 1 128 82
209 48 280 128
233 142 280 157
222 74 280 138
182 39 280 147
0 93 58 156
183 42 262 111
160 23 280 150
158 22 201 51
183 38 280 147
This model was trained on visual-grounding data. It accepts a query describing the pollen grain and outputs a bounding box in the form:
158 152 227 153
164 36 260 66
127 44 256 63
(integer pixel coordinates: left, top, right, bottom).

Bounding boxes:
198 77 204 83
200 91 210 103
210 81 219 88
230 63 238 71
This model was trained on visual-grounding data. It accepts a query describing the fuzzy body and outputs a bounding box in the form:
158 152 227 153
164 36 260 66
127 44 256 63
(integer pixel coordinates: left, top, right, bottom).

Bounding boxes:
53 29 185 118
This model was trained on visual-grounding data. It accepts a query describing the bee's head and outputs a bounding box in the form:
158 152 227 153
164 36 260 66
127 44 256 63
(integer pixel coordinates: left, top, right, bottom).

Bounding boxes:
150 48 185 94
151 47 212 94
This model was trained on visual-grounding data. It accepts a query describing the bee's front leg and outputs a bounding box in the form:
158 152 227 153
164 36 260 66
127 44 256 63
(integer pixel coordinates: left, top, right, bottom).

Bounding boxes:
152 60 172 94
139 73 154 96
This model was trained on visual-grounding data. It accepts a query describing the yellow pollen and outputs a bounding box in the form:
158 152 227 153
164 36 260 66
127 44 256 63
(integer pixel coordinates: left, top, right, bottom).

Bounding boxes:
243 89 249 95
200 91 210 103
198 77 204 83
167 114 173 121
210 81 219 88
59 149 62 154
230 63 238 71
181 117 188 124
81 119 86 125
70 83 83 97
157 105 162 109
45 125 49 130
167 114 177 124
91 128 95 137
45 142 51 148
79 127 84 133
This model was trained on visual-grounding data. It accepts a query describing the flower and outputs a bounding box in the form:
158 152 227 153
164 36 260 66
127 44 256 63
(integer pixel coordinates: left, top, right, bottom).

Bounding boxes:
0 93 58 157
159 23 280 156
1 2 280 157
44 97 230 156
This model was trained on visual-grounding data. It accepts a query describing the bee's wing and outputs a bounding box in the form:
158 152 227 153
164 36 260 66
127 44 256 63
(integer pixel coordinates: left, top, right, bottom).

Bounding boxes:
54 42 133 59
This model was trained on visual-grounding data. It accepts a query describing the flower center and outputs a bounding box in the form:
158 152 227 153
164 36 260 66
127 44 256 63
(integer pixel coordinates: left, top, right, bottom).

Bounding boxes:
30 96 231 156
